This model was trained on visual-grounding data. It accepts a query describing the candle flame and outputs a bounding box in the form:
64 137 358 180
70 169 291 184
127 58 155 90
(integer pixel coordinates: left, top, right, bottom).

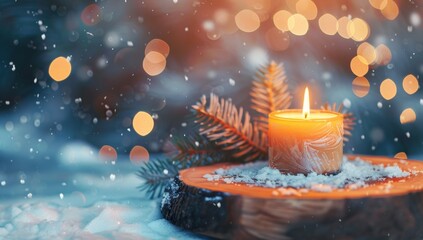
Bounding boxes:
302 87 310 119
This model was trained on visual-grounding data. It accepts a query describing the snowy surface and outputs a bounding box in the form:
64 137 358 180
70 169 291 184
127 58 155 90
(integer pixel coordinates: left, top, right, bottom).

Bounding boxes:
204 156 410 191
0 146 204 240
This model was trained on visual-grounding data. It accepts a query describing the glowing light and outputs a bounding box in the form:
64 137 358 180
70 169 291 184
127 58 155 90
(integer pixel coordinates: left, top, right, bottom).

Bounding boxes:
49 57 72 82
302 87 310 119
214 9 230 25
380 78 397 100
369 0 388 10
402 74 419 95
142 51 166 76
295 0 318 20
145 39 170 58
318 14 338 36
81 4 101 26
352 77 370 98
235 9 260 33
288 14 309 36
273 10 291 32
350 56 369 77
400 108 416 124
99 145 117 162
375 44 392 65
357 42 376 65
381 0 399 20
349 18 370 42
130 145 149 165
337 16 353 39
132 111 154 136
265 28 290 51
394 152 407 159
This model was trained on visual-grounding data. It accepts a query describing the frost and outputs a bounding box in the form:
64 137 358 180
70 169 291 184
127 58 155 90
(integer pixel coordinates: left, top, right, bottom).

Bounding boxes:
229 78 235 86
5 121 14 132
410 12 421 27
204 157 410 191
9 62 16 71
109 174 116 181
342 98 351 108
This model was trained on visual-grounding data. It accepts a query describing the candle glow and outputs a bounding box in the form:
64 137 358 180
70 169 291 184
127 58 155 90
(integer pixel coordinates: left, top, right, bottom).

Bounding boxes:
302 87 310 119
268 87 344 174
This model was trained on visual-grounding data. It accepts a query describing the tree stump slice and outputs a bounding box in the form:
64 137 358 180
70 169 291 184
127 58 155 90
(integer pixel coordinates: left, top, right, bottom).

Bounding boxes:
161 155 423 240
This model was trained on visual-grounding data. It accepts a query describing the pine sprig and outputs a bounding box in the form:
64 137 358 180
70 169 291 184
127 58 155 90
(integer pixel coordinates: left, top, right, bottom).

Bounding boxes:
321 102 356 142
250 61 292 131
137 158 180 199
192 93 267 162
169 132 230 167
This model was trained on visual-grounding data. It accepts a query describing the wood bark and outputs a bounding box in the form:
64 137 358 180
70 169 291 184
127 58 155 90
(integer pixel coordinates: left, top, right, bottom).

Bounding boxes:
161 155 423 240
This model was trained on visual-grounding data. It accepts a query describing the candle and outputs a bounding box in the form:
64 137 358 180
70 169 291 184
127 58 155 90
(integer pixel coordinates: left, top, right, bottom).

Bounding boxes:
268 87 343 174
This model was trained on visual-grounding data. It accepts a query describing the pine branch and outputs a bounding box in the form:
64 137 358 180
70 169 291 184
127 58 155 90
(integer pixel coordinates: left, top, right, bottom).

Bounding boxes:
250 61 292 132
169 132 230 167
192 93 267 162
137 158 180 199
321 102 356 142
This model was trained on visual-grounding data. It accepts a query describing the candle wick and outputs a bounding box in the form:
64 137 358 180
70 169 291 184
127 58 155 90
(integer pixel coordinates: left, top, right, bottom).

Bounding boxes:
304 112 308 119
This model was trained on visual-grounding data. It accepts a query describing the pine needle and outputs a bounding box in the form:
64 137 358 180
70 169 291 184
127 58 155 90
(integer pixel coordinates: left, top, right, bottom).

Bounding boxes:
169 132 230 167
192 93 267 162
250 61 292 132
321 102 356 142
137 158 180 199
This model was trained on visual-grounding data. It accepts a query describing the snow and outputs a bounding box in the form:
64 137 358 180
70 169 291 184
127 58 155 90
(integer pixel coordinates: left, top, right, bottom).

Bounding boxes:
204 156 410 191
0 151 203 239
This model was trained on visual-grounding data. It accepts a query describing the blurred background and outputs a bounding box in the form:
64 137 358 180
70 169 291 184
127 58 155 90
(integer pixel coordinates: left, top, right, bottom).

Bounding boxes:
0 0 422 172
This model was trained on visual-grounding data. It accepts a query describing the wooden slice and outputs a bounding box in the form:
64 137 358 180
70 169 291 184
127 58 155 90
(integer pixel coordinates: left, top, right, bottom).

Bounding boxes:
161 155 423 240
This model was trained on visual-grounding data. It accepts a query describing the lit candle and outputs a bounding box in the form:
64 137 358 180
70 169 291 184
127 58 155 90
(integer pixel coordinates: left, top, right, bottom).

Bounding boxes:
268 87 343 174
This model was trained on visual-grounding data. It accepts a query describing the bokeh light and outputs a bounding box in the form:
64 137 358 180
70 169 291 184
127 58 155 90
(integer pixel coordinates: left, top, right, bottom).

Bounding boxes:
380 78 397 100
295 0 318 20
81 4 101 26
145 39 170 58
400 108 417 124
130 145 149 165
49 57 72 82
318 14 338 36
349 18 370 42
288 14 309 36
375 44 392 65
357 42 377 65
394 152 408 159
235 9 260 33
273 10 291 32
352 77 370 97
369 0 388 10
337 16 353 39
265 28 290 51
381 0 399 20
142 51 166 76
132 111 154 136
99 145 118 162
350 56 369 77
402 74 419 95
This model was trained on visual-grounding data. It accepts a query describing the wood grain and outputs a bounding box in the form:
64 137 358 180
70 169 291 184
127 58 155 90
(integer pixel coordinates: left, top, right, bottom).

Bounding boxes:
161 155 423 240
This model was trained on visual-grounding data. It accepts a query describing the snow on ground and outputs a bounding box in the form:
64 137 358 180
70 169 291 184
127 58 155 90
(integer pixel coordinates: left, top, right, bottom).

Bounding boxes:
0 145 204 240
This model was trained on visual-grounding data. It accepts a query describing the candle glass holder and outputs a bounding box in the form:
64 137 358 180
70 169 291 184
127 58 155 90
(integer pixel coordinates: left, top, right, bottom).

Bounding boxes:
268 109 344 175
